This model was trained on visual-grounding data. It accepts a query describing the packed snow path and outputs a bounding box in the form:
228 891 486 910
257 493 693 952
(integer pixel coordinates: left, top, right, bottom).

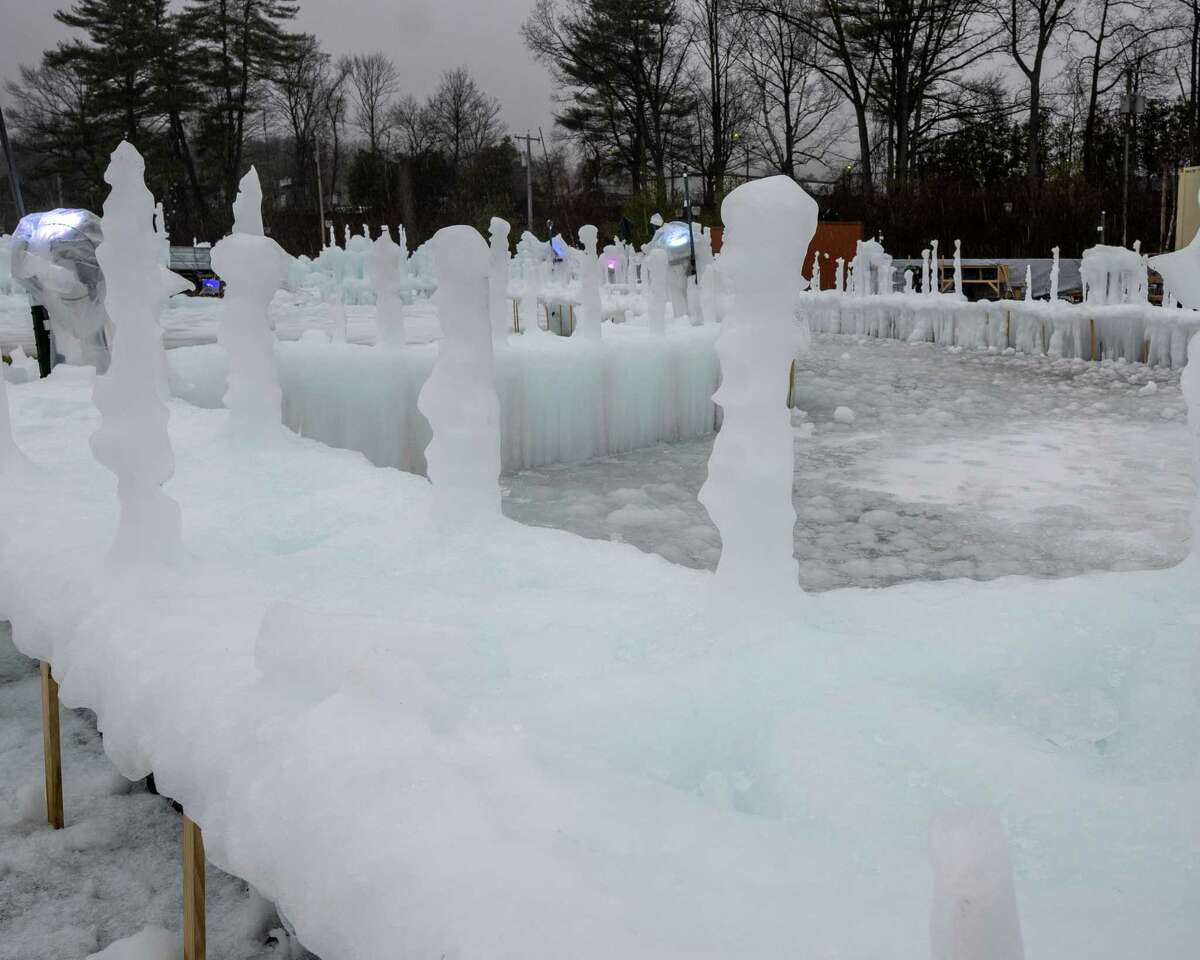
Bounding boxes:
505 332 1192 588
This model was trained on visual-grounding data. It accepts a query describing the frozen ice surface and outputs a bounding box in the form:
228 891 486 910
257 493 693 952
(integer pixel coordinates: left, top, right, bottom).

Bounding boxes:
504 333 1190 590
930 810 1025 960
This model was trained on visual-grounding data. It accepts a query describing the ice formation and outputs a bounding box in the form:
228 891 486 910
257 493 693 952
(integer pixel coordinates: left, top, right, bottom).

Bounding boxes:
372 228 405 347
1081 245 1146 305
953 240 964 298
0 373 25 472
417 225 501 521
698 175 816 605
1049 246 1060 301
89 141 183 563
929 810 1025 960
489 218 513 343
646 247 668 335
211 169 291 439
576 224 603 340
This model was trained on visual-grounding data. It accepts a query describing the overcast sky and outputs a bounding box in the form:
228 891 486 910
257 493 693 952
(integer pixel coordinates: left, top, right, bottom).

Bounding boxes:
0 0 558 136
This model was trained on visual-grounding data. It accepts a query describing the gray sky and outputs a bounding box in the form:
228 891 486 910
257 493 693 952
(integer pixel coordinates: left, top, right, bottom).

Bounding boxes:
0 0 558 137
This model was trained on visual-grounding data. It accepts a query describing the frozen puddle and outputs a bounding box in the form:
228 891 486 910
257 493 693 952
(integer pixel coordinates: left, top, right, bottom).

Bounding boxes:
504 333 1192 589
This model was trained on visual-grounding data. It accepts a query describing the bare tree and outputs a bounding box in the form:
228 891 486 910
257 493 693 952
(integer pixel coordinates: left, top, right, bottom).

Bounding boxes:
426 67 504 174
998 0 1076 182
690 0 752 202
270 34 334 206
348 51 398 154
741 0 844 180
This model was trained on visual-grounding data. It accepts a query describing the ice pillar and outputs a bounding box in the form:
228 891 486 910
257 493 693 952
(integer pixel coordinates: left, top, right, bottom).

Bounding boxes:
89 141 183 563
1049 247 1060 302
417 225 502 523
698 175 815 605
646 247 668 335
211 168 292 439
373 227 405 347
953 240 964 298
489 218 513 343
577 224 603 340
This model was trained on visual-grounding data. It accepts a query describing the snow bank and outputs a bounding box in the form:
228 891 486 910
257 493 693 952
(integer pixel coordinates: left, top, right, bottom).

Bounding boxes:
166 321 720 475
1 369 1197 959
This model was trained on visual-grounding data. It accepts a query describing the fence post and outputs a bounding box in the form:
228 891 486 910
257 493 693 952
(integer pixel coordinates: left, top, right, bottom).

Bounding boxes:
39 662 64 829
183 815 206 960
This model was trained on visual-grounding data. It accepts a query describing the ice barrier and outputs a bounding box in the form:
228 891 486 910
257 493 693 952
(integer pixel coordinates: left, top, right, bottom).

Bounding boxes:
699 175 815 605
168 323 720 475
804 291 1200 368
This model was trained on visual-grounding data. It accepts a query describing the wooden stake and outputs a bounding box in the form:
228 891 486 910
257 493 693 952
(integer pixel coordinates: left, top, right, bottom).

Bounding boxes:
183 815 206 960
39 662 64 829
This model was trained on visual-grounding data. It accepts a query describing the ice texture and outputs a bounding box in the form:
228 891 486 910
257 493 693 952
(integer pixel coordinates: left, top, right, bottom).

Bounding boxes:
89 141 182 563
417 225 502 521
646 247 668 335
210 172 291 440
488 217 513 343
698 175 816 604
930 810 1025 960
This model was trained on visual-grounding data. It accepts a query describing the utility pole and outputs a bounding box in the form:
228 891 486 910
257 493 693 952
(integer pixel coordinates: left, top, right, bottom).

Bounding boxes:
1120 75 1146 248
515 130 537 233
0 98 53 378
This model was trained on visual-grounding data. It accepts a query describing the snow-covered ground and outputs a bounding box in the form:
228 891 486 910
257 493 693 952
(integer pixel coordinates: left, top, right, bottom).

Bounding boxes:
0 624 312 960
506 332 1191 589
1 347 1197 959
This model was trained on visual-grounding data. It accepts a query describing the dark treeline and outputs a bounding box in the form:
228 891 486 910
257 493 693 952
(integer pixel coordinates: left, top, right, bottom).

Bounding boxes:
4 0 1200 257
0 0 531 254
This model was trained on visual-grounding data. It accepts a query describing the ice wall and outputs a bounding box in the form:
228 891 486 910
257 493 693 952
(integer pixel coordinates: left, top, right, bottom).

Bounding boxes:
646 248 668 335
211 169 291 440
929 811 1025 960
89 141 183 563
417 225 502 522
698 175 815 603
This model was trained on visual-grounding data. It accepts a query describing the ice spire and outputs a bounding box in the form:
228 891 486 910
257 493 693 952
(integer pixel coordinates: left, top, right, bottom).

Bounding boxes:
698 175 816 610
577 224 603 340
834 257 844 294
1024 265 1033 302
489 218 513 344
930 239 939 295
212 169 292 439
327 222 336 249
1049 246 1060 302
417 225 502 523
372 227 405 347
810 250 821 290
953 240 964 298
921 248 931 295
231 167 265 237
90 141 183 563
